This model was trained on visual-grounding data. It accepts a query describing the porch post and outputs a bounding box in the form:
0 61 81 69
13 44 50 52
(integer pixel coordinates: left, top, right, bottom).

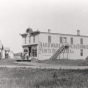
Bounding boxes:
67 48 69 59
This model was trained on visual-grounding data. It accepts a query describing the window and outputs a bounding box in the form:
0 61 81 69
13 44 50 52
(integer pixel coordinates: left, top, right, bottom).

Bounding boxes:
33 36 35 43
80 38 83 44
32 49 35 57
60 37 62 43
24 49 28 52
32 47 37 57
24 37 26 44
70 38 73 44
29 37 31 43
34 50 37 57
63 37 67 43
48 36 51 43
80 49 83 56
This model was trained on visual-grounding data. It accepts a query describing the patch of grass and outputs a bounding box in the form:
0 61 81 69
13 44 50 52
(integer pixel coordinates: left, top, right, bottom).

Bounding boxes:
37 59 88 66
0 67 88 88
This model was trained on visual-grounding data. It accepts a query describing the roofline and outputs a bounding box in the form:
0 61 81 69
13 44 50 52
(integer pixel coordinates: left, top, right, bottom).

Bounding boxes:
20 33 27 36
20 31 40 36
22 44 38 47
40 32 88 38
20 31 88 38
31 31 40 34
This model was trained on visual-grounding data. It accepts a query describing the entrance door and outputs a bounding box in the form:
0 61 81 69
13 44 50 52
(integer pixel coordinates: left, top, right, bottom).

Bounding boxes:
29 47 31 56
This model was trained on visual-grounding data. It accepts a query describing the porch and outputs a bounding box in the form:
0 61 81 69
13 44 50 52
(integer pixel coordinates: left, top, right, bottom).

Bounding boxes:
22 44 38 60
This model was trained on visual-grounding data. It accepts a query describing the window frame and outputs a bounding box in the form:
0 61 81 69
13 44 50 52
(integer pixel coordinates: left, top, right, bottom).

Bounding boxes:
29 37 31 43
60 37 62 43
24 37 26 44
80 49 83 56
63 37 67 43
70 37 73 44
48 36 51 43
80 38 83 45
33 36 35 43
32 47 37 57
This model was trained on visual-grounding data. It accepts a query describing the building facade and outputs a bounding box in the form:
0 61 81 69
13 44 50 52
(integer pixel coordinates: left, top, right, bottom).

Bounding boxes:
0 41 14 59
20 28 88 60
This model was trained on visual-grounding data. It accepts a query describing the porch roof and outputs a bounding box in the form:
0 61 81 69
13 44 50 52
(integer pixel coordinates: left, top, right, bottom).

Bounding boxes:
22 44 38 47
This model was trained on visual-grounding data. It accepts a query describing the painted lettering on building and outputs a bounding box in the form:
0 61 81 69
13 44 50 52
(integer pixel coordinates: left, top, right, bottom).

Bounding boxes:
39 42 88 54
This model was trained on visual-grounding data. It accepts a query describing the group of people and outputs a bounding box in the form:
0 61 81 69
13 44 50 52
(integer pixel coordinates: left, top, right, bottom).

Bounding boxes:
21 53 31 60
25 53 29 60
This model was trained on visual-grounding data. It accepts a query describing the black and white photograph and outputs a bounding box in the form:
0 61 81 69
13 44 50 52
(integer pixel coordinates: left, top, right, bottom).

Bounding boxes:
0 0 88 88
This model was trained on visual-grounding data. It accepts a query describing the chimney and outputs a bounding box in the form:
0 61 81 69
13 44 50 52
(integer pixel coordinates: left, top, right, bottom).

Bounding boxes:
48 29 51 33
77 30 80 36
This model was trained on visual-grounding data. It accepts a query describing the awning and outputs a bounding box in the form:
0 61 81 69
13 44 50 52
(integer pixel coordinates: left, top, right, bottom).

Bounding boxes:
22 44 38 47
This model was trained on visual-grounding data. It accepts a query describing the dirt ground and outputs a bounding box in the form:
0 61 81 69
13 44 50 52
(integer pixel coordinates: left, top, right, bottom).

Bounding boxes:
1 59 88 69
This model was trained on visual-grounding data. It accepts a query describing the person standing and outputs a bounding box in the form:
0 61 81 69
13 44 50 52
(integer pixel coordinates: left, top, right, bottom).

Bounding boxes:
26 53 29 60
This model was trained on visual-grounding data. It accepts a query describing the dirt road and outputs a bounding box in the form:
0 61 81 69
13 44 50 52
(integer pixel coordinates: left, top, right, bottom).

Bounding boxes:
1 59 88 69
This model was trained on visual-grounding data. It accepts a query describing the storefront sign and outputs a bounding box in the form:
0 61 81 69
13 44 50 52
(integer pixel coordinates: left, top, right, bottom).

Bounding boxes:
39 42 88 54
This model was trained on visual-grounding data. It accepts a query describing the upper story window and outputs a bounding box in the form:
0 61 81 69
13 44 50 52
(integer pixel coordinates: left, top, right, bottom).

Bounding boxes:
24 37 26 44
80 38 83 44
60 37 62 43
70 37 73 44
33 36 35 43
29 37 31 43
48 36 51 43
63 37 67 43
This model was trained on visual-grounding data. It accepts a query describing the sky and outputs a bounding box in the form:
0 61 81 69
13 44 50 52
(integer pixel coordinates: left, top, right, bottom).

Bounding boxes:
0 0 88 53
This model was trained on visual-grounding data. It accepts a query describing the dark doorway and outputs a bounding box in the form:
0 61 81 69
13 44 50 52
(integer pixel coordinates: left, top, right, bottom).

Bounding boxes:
29 47 31 56
5 53 8 58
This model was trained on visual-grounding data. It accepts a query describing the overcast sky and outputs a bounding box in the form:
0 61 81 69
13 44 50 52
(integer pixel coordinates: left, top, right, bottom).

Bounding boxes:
0 0 88 53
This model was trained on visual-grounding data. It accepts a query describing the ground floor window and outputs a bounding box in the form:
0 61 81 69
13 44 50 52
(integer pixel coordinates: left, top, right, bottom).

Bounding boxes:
24 49 28 52
32 46 37 57
32 50 37 57
80 49 83 56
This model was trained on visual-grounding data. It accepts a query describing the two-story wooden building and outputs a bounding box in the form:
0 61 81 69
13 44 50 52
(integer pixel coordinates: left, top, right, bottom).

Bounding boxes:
20 28 88 60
